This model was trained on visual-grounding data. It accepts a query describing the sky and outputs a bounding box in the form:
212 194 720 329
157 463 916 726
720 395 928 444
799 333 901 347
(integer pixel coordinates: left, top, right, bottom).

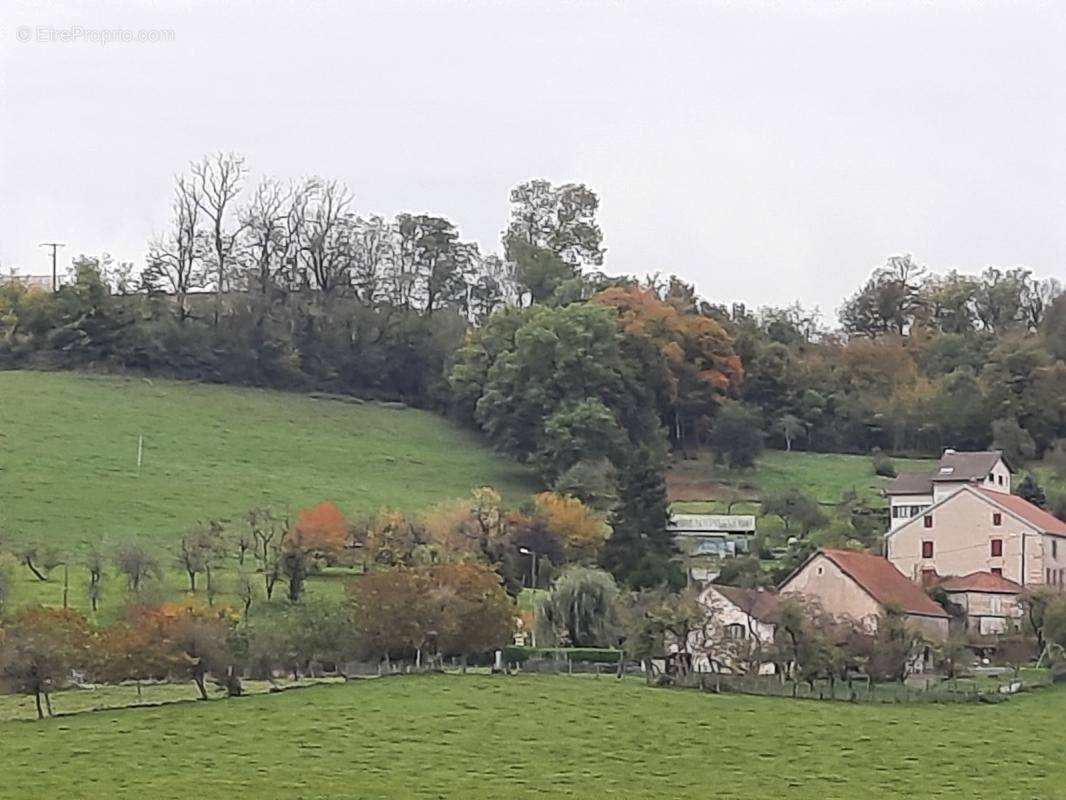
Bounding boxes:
1 0 1064 319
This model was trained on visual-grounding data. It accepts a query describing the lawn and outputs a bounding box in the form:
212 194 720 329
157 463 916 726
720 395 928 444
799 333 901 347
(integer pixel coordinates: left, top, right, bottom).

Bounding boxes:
0 370 538 552
0 674 1062 799
668 449 938 509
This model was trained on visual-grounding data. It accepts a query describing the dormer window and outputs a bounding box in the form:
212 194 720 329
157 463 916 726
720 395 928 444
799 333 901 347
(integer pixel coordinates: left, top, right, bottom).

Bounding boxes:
938 466 954 476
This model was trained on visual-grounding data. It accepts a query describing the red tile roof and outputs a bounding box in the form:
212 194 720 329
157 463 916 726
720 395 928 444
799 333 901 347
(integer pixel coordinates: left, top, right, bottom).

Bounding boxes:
978 489 1066 537
712 585 782 622
939 571 1022 594
820 548 949 618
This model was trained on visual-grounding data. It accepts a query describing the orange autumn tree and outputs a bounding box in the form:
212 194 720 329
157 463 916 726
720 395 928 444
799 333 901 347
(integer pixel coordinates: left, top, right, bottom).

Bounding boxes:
0 607 92 719
594 285 743 452
284 501 350 602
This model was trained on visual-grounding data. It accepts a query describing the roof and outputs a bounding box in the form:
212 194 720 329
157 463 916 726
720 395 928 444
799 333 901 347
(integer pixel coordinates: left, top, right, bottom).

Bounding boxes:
932 450 1005 483
977 489 1066 537
939 571 1023 595
668 514 756 534
711 585 782 622
818 548 949 618
885 472 934 495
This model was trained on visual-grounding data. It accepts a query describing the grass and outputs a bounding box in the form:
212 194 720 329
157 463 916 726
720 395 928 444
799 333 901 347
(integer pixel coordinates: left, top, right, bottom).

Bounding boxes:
668 449 939 509
0 370 538 552
0 674 1063 799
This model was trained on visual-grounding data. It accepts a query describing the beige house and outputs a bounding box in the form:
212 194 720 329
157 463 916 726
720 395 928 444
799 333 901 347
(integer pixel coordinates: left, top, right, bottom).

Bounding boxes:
779 548 950 639
938 572 1024 636
886 450 1011 531
885 484 1066 589
687 584 779 674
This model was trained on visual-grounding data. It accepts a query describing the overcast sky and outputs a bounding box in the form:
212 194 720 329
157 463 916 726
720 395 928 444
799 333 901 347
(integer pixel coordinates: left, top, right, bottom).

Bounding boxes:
2 0 1063 318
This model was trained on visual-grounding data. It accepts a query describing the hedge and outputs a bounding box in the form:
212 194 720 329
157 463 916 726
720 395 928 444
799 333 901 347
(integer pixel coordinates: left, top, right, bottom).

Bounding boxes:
501 646 624 665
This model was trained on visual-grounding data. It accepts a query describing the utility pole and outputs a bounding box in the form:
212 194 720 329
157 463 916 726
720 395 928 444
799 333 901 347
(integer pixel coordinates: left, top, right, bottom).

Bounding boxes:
39 241 66 292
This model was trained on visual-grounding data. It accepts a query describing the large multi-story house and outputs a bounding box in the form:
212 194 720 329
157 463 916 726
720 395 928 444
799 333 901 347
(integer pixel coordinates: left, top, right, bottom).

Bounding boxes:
885 450 1066 594
886 450 1012 531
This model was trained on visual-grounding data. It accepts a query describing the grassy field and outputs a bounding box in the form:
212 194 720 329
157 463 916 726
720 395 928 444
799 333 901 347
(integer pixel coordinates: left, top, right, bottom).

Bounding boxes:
0 370 538 552
667 449 938 509
0 674 1062 799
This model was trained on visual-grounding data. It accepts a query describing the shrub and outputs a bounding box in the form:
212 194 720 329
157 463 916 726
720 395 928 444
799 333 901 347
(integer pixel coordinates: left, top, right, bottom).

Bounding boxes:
871 449 896 478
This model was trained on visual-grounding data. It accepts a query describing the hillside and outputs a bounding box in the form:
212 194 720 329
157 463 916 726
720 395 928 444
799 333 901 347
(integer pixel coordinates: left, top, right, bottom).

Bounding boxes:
1 675 1062 799
0 371 539 551
667 449 938 508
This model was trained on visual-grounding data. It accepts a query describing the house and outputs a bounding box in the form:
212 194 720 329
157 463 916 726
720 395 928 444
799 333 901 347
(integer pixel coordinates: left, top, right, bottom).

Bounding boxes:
687 584 779 674
668 514 757 583
885 484 1066 589
886 449 1011 531
937 572 1024 636
779 548 950 639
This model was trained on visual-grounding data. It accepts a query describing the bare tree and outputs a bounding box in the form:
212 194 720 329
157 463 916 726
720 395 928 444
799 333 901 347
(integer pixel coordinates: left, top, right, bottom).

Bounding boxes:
297 179 355 293
192 152 248 325
114 542 161 593
144 174 207 322
240 177 292 297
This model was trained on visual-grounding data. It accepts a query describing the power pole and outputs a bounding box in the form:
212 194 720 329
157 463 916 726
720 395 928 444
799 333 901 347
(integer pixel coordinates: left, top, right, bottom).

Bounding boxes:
39 241 66 292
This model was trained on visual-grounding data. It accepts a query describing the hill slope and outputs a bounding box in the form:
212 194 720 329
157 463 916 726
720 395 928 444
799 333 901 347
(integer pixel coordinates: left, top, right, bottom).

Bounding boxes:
0 371 538 549
1 675 1062 799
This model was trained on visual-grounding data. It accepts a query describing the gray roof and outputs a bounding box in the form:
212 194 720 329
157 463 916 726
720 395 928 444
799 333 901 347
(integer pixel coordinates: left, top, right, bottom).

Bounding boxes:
885 472 934 495
933 450 1005 482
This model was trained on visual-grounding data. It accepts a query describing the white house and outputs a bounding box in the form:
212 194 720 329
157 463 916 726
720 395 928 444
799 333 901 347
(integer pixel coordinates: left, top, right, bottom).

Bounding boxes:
938 572 1024 636
886 450 1011 531
686 583 779 674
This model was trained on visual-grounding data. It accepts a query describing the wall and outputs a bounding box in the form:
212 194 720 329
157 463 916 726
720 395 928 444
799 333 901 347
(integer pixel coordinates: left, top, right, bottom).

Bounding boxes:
886 489 1037 585
1041 535 1066 588
687 586 776 674
889 493 933 532
779 553 883 632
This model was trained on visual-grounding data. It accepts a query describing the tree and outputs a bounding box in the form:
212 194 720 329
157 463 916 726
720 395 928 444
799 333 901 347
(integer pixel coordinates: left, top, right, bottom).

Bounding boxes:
144 172 207 322
19 544 62 582
840 255 926 337
532 492 610 562
622 587 707 683
992 417 1036 465
771 598 839 688
552 458 618 512
0 608 92 719
600 449 679 590
191 152 248 325
537 566 622 647
708 404 765 469
347 567 434 668
1019 587 1059 656
428 562 514 668
114 542 161 593
1016 474 1047 509
177 521 225 592
760 489 827 536
283 501 349 602
246 508 287 600
776 414 806 452
85 545 105 612
867 609 928 683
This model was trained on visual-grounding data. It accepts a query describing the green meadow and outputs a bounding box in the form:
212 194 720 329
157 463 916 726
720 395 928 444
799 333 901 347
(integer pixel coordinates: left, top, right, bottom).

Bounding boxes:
0 674 1062 799
0 370 539 551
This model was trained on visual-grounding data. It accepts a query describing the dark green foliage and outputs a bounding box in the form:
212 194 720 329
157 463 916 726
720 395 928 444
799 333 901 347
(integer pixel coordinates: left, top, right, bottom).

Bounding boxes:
708 404 765 469
760 489 827 536
1016 474 1047 508
871 449 896 478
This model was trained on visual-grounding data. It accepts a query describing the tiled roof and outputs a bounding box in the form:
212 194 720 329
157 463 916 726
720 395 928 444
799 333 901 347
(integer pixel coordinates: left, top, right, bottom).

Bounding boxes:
820 548 949 618
933 450 1004 482
939 571 1023 594
712 585 781 622
885 472 934 495
978 489 1066 537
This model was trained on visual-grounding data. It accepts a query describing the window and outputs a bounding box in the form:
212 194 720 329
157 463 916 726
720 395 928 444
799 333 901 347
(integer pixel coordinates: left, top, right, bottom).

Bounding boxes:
922 541 934 559
991 567 1003 576
998 475 1005 486
1054 540 1059 559
992 513 1002 527
725 624 746 640
923 515 933 529
991 539 1003 557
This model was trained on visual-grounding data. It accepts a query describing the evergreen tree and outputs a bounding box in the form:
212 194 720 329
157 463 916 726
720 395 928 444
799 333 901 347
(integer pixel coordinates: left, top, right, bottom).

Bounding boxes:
600 450 681 590
1016 474 1047 509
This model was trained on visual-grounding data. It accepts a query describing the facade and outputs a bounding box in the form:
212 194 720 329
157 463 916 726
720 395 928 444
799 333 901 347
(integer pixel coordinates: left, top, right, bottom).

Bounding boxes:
669 514 756 583
885 485 1066 589
687 584 779 674
886 450 1011 531
938 572 1024 636
779 548 950 639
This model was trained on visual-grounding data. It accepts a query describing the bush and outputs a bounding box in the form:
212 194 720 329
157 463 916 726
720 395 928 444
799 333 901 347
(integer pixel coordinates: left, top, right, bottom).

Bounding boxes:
502 646 623 665
871 449 896 478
